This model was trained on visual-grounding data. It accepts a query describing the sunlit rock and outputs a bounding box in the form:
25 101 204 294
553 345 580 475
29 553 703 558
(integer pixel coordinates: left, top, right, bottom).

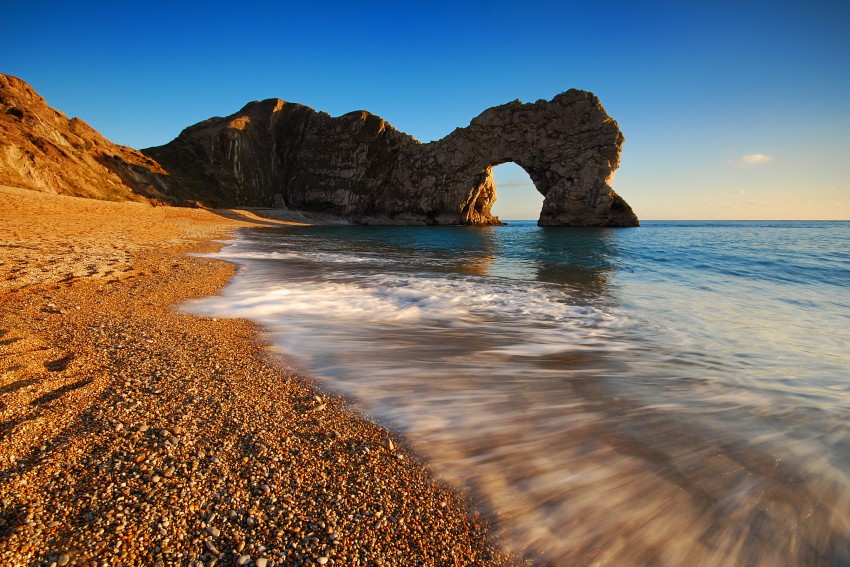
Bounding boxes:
145 92 638 226
0 73 637 226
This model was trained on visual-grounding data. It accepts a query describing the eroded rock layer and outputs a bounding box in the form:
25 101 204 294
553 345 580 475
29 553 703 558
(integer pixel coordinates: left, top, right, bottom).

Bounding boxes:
1 74 638 226
145 91 638 226
0 75 172 203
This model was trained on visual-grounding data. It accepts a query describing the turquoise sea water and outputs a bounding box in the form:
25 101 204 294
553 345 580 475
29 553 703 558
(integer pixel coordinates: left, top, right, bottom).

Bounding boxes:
188 221 850 565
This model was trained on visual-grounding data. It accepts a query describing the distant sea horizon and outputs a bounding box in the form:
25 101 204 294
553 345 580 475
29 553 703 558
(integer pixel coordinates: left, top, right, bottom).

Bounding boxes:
188 219 850 565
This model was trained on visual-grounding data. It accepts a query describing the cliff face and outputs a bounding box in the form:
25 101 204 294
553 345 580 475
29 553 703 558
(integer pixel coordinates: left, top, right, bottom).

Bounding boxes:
142 99 415 212
0 75 173 203
145 91 637 226
0 74 638 226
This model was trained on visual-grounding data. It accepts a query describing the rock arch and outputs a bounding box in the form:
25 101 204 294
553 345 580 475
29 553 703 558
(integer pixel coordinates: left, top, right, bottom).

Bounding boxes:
386 90 638 226
144 90 638 227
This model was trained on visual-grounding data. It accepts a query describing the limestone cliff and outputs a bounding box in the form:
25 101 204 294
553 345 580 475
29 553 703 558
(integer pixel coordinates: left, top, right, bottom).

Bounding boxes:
145 91 638 226
142 99 415 213
0 74 638 226
0 74 173 203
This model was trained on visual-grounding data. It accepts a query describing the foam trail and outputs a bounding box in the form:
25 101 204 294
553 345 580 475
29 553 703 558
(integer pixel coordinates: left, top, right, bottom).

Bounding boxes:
186 222 850 565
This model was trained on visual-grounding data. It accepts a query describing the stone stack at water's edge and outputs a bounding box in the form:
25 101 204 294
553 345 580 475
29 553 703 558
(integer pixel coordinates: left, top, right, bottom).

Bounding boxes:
1 73 638 226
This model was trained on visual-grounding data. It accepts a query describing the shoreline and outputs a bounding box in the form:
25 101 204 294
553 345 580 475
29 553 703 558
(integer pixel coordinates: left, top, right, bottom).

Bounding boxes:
0 186 511 566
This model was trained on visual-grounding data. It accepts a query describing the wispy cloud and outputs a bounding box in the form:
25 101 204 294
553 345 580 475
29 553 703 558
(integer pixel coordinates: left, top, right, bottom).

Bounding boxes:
497 181 535 188
733 153 773 165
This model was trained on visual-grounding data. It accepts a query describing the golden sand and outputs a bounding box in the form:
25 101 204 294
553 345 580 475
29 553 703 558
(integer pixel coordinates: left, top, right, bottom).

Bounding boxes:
0 186 508 566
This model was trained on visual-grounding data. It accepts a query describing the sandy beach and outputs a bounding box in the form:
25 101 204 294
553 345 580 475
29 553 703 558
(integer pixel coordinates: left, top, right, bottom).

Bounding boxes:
0 186 509 566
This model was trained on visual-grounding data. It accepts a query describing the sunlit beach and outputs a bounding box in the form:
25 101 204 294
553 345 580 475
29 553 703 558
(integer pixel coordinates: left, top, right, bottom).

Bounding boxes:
2 1 848 566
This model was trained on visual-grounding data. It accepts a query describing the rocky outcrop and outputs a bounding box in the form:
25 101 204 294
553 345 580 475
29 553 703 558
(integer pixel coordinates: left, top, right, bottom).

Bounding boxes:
394 92 636 226
142 100 415 213
0 74 173 203
0 74 637 225
145 91 638 226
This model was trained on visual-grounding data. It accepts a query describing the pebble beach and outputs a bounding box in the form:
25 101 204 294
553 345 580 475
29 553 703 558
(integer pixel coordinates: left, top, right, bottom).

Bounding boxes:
0 186 510 567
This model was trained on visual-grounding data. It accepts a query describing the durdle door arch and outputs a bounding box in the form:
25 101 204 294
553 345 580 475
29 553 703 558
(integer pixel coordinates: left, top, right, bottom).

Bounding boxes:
382 90 639 226
143 89 639 226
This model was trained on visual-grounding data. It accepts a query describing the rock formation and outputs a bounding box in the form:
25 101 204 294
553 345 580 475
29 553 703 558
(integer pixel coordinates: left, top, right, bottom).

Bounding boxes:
0 74 638 226
145 92 638 226
0 74 172 203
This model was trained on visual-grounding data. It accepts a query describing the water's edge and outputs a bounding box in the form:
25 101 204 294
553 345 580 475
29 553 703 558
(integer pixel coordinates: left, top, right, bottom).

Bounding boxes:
186 221 850 565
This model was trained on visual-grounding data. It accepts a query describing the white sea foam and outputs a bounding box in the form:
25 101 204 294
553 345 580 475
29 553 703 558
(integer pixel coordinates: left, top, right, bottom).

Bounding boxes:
189 266 627 343
184 223 850 565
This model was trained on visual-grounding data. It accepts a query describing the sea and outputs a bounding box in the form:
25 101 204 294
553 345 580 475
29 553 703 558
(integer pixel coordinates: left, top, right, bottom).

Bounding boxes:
186 220 850 566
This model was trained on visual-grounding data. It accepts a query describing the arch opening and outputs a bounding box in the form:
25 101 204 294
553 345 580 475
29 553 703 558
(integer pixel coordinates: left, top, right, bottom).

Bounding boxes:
490 162 544 221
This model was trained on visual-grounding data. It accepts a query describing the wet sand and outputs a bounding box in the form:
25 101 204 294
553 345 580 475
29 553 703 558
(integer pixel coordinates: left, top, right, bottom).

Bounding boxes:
0 186 510 566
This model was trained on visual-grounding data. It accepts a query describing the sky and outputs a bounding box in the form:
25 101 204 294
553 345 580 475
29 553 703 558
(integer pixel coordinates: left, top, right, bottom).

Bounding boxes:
2 0 849 220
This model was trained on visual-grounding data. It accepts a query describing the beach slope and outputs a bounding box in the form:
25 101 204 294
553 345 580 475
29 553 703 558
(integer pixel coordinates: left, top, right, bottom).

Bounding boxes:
0 186 507 566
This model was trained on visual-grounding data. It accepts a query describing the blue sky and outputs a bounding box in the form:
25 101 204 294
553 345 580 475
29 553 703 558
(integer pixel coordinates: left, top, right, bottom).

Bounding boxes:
3 0 849 219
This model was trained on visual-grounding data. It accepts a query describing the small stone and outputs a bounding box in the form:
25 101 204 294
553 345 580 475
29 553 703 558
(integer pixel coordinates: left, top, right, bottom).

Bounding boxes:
318 557 329 565
57 554 70 566
256 558 268 567
207 525 220 537
237 555 251 566
151 475 161 483
204 540 220 555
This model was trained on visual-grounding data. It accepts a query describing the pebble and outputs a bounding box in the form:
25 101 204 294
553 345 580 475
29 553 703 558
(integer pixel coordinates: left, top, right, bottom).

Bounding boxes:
57 554 70 566
0 240 505 567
